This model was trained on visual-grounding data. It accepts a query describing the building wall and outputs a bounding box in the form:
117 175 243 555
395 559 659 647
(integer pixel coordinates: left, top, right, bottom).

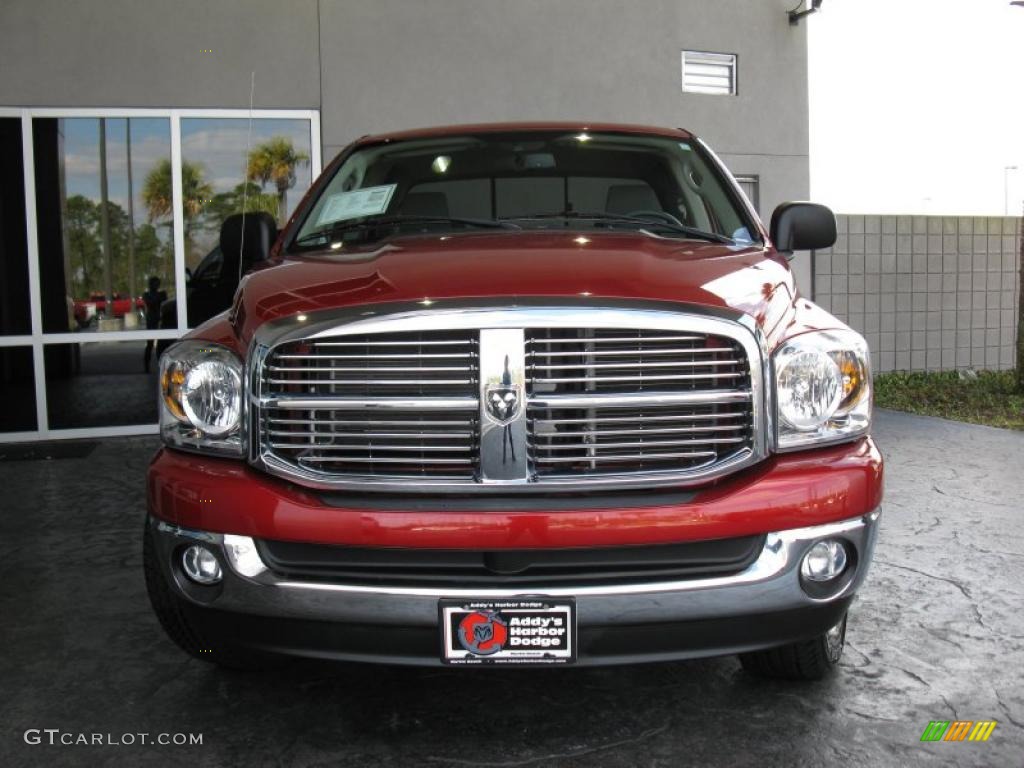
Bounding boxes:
813 215 1022 373
0 0 814 289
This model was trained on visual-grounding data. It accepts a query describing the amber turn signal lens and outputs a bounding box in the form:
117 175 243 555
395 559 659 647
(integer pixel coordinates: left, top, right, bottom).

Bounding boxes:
161 365 187 421
835 351 866 411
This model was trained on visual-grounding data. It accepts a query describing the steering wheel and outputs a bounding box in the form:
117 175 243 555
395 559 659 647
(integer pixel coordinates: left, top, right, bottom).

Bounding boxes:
624 210 684 226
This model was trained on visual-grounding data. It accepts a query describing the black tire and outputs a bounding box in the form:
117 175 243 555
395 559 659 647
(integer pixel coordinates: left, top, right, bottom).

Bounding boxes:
143 522 266 671
739 612 847 681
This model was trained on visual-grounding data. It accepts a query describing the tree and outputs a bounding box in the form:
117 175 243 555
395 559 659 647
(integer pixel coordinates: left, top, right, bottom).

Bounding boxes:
204 182 279 228
246 137 309 225
133 223 169 291
142 158 211 222
64 195 138 300
65 195 101 297
142 159 212 264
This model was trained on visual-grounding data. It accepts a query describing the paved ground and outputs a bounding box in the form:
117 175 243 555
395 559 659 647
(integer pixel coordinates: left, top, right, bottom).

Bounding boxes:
0 410 1022 767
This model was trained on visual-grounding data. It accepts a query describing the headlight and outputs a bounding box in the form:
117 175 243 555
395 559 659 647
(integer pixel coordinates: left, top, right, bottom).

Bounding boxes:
160 341 244 456
773 330 871 451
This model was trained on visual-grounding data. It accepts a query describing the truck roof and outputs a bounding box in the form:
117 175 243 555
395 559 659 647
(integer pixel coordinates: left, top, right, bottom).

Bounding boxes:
354 121 695 145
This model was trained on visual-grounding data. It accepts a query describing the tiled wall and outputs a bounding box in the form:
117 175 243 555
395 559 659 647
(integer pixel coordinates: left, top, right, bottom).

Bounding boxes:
812 215 1022 373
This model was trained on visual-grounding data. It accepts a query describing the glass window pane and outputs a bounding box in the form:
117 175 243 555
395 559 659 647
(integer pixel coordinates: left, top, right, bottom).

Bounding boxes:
44 340 160 429
33 117 177 334
181 115 313 267
0 119 32 335
0 347 37 432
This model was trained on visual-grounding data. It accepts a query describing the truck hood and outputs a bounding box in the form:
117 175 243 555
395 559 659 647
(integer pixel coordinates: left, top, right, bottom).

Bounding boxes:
229 231 796 345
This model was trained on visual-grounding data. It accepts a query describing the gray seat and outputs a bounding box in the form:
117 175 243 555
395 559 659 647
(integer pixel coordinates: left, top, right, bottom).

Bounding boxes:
605 184 660 215
399 192 449 217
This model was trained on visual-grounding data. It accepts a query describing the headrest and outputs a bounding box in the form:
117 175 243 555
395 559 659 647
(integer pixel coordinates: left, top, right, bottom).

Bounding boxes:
605 184 660 215
219 211 278 268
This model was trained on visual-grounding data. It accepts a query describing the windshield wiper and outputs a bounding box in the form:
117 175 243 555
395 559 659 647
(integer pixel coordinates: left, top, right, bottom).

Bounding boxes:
502 211 734 244
294 215 520 247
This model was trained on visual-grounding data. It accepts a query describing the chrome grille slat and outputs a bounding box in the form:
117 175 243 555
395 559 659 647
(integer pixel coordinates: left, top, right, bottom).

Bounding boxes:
265 377 475 386
263 397 478 410
532 451 719 463
532 372 744 384
532 437 746 450
313 339 472 347
528 335 705 344
267 430 474 439
533 425 747 437
528 391 750 409
274 353 475 360
297 456 476 465
269 442 474 453
530 359 742 370
527 347 735 358
531 411 747 425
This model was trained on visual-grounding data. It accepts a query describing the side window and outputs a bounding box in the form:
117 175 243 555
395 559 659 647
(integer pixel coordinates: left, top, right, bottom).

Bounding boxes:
674 155 749 239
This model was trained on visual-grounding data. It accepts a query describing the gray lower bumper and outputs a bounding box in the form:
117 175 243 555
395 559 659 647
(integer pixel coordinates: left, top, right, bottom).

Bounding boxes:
148 510 879 665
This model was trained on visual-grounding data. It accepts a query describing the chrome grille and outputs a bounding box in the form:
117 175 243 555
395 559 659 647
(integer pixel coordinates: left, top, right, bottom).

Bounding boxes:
253 306 764 491
526 328 753 476
261 330 479 478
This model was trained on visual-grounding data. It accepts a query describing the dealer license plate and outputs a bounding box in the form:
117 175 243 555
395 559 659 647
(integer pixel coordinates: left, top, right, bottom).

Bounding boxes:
439 598 576 665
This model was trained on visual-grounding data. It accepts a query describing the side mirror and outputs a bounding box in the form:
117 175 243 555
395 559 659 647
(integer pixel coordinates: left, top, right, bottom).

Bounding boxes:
769 202 837 257
219 211 278 274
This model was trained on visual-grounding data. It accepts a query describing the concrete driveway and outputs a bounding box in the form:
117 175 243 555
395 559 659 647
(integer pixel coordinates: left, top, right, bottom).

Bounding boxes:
0 410 1021 767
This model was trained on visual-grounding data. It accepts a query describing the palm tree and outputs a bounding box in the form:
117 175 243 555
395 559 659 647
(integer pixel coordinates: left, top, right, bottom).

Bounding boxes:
247 137 310 225
142 159 211 222
206 182 279 224
142 159 212 267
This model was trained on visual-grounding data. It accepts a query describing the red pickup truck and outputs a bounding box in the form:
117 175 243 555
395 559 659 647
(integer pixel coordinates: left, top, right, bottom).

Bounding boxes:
145 123 881 679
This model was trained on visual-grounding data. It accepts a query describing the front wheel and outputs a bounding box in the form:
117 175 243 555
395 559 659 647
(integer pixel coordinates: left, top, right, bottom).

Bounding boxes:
739 613 847 681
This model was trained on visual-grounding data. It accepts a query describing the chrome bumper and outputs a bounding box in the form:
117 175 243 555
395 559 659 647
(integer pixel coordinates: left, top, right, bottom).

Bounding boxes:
149 510 879 630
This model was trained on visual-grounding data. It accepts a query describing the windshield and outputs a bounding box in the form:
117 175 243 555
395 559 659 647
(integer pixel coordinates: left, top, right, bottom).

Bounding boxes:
290 131 759 250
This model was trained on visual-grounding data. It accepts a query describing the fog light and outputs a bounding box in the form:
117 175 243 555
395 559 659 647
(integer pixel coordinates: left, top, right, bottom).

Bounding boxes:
182 545 222 585
800 540 848 582
223 534 267 578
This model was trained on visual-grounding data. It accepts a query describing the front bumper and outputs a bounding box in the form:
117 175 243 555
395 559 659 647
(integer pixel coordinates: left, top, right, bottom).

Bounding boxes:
148 509 880 666
148 437 884 549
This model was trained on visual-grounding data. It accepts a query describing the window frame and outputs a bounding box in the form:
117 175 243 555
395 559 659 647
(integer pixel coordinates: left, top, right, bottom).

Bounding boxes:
0 106 321 442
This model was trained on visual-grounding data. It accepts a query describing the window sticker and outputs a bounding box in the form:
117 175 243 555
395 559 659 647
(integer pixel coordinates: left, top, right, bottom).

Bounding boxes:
316 184 397 225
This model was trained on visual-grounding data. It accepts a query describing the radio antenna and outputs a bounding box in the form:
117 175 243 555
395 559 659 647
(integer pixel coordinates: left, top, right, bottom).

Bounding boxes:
238 70 256 284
